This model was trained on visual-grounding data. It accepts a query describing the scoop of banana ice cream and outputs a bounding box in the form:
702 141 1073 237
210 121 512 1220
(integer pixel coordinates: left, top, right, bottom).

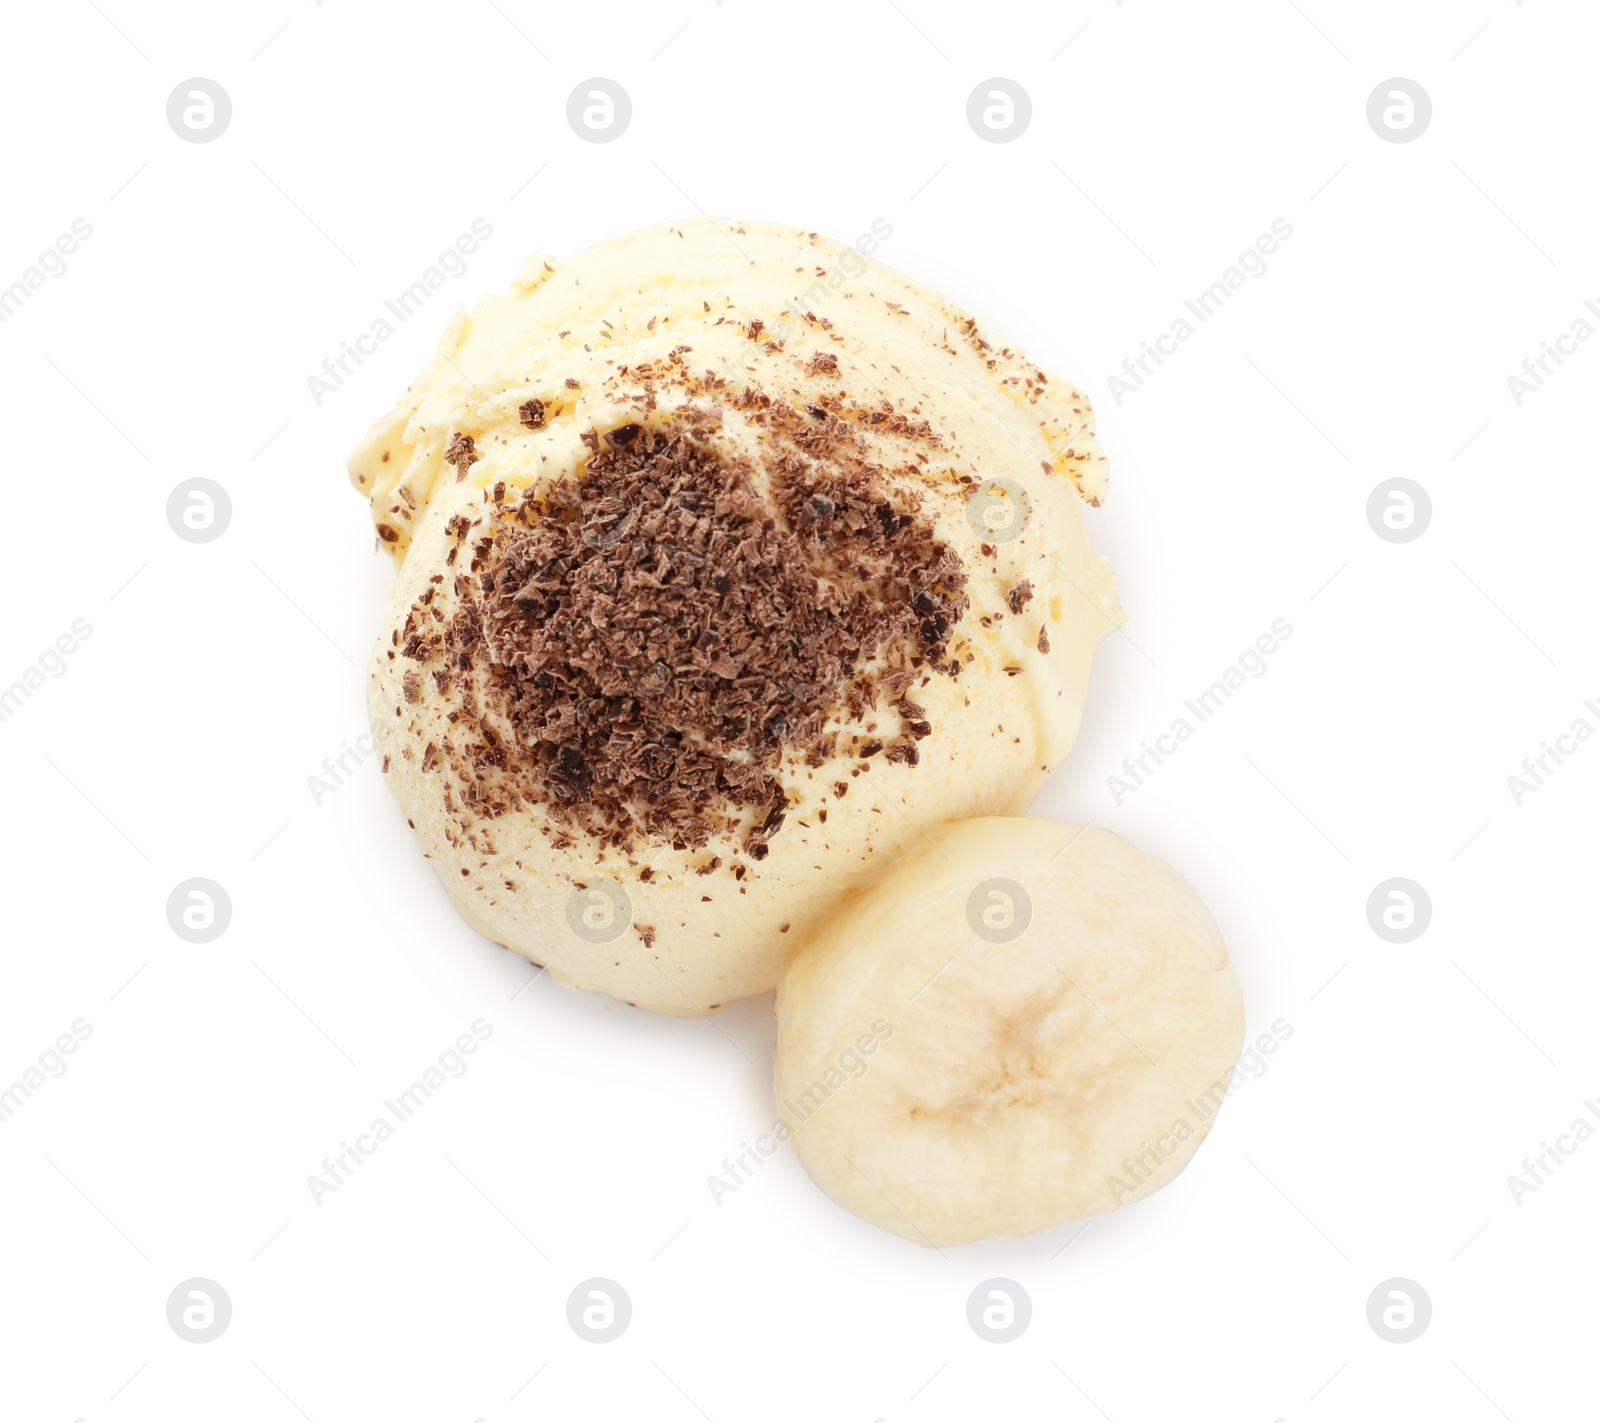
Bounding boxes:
774 819 1246 1247
349 220 1120 1014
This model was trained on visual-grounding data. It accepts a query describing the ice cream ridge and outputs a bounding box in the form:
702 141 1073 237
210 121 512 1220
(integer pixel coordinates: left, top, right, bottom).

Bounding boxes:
349 219 1121 1015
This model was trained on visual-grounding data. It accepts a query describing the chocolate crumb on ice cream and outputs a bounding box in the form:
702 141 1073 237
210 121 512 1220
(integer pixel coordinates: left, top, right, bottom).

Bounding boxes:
476 419 966 859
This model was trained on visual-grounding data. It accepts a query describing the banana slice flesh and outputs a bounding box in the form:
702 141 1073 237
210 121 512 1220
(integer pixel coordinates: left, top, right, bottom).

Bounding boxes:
773 818 1245 1247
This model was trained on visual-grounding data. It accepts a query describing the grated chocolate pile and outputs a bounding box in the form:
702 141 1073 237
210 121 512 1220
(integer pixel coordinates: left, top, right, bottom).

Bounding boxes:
476 419 967 856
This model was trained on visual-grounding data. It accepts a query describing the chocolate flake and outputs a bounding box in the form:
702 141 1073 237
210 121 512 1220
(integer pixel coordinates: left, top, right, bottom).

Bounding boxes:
445 433 478 481
476 416 967 852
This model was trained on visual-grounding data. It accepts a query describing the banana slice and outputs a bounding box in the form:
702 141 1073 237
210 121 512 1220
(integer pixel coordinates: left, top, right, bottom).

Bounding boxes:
773 818 1245 1247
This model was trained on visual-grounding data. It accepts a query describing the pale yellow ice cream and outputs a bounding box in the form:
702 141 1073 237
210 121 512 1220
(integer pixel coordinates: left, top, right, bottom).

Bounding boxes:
349 219 1120 1014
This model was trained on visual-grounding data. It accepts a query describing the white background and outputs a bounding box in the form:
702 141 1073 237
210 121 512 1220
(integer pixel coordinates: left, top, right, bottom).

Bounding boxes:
1 1 1595 1419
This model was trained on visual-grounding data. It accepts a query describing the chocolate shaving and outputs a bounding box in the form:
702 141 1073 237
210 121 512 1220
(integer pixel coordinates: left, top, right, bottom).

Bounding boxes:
476 417 967 853
445 433 478 481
